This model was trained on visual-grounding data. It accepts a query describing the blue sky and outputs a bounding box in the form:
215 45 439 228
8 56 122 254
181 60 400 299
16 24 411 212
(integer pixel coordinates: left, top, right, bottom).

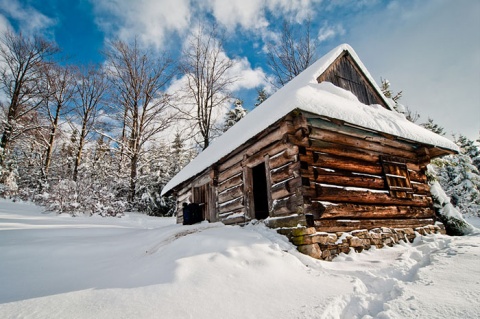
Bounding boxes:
0 0 479 140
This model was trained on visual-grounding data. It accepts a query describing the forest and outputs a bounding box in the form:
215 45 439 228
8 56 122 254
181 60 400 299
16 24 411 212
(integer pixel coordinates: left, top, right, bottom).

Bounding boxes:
0 26 478 222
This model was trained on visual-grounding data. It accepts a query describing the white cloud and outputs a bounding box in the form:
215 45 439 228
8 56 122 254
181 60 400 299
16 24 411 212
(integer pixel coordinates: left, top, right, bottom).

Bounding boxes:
228 57 268 92
0 0 55 36
317 22 345 43
207 0 268 31
265 0 322 22
90 0 191 49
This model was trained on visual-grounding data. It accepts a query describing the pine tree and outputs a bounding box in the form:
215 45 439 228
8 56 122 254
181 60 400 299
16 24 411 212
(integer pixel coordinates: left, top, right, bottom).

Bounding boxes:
254 88 269 107
422 118 446 136
454 134 480 171
430 135 480 217
223 99 247 132
380 78 419 122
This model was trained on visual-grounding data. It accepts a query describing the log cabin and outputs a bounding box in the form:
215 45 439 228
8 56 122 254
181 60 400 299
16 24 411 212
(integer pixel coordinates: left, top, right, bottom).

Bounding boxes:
161 43 458 235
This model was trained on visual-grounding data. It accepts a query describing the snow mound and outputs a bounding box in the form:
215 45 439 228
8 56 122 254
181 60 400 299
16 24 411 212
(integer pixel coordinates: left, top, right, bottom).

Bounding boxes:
1 200 480 318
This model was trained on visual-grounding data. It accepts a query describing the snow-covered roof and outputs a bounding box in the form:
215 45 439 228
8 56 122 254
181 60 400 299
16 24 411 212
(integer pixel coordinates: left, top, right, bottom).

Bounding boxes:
162 44 458 196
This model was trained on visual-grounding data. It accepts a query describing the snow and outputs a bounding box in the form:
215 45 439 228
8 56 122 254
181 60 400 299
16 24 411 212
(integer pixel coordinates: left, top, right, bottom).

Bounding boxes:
162 44 458 195
1 199 479 318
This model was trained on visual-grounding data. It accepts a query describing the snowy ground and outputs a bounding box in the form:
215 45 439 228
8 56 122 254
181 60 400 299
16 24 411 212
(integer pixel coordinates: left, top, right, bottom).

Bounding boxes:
0 199 479 319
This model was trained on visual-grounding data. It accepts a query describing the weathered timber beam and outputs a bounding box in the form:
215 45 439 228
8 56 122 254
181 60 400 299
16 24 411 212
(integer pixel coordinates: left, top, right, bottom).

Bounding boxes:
271 161 301 184
300 152 382 175
314 171 385 189
272 194 302 216
314 185 432 207
306 118 416 152
218 184 243 205
218 197 244 214
269 148 298 170
271 177 302 201
217 173 243 193
217 162 243 184
217 119 294 172
309 127 416 159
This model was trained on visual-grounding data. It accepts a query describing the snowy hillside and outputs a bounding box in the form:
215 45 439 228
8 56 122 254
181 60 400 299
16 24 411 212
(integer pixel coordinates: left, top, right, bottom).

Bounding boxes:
0 199 479 319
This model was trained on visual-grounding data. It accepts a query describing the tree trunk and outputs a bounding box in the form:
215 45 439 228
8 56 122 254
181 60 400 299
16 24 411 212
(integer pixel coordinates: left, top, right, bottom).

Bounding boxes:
44 104 62 178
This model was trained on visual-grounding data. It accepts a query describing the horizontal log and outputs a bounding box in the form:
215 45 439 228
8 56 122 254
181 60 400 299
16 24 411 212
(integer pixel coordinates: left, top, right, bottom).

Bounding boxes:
307 118 417 152
244 120 295 158
307 202 435 219
271 161 301 184
269 149 298 170
177 190 191 204
309 127 416 159
219 208 245 219
271 177 302 200
300 152 382 176
314 185 432 207
301 152 426 184
314 218 435 232
222 215 249 225
313 170 385 189
218 184 243 205
243 140 287 168
304 168 430 195
218 197 244 214
218 162 243 184
218 173 243 193
309 139 382 163
272 194 302 216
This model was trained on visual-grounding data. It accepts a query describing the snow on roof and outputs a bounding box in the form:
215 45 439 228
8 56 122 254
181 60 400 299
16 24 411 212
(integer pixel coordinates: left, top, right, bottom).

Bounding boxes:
162 44 458 195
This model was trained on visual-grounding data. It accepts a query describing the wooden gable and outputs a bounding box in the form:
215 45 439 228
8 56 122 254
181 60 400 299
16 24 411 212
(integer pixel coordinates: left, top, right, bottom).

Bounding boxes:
316 51 390 109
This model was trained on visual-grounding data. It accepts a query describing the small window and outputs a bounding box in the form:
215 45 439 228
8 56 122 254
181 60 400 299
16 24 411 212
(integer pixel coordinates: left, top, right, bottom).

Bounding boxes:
381 156 413 199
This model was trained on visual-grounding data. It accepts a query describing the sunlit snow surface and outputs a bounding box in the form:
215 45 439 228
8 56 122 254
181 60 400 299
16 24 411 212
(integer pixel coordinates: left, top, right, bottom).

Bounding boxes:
0 199 479 319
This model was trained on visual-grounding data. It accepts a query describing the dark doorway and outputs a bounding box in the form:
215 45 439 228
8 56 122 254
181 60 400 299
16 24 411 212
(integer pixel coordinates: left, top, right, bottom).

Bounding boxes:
252 162 269 220
193 184 209 221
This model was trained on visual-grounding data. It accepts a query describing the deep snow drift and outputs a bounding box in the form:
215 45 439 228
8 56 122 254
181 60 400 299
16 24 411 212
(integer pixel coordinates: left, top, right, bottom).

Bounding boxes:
0 199 479 319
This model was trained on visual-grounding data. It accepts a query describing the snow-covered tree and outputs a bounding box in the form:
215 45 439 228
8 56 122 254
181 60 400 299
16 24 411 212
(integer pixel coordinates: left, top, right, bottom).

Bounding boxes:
430 135 480 218
380 78 419 123
223 99 247 132
255 88 269 107
421 118 446 136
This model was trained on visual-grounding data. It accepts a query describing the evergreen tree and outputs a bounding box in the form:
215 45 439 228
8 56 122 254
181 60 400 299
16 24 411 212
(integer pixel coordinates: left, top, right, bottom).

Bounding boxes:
422 118 446 136
380 78 419 122
454 134 480 171
254 88 269 107
223 99 247 132
430 135 480 217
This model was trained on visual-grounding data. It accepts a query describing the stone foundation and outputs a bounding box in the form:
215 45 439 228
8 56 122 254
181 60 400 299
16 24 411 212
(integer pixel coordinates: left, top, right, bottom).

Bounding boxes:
277 224 446 261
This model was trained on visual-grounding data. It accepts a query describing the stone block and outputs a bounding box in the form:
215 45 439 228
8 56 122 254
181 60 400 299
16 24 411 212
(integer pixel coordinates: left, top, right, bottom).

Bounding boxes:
297 244 322 259
327 234 338 244
348 237 364 247
265 215 306 228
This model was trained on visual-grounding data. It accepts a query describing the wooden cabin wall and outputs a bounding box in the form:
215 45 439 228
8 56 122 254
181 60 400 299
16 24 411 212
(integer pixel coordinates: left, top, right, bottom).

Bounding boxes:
174 170 214 224
215 114 305 225
294 114 435 233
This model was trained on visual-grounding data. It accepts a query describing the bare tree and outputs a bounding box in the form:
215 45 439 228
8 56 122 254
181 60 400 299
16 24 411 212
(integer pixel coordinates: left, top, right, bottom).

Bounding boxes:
0 30 58 161
180 23 236 150
105 39 175 203
71 66 109 182
41 64 75 178
266 20 317 88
